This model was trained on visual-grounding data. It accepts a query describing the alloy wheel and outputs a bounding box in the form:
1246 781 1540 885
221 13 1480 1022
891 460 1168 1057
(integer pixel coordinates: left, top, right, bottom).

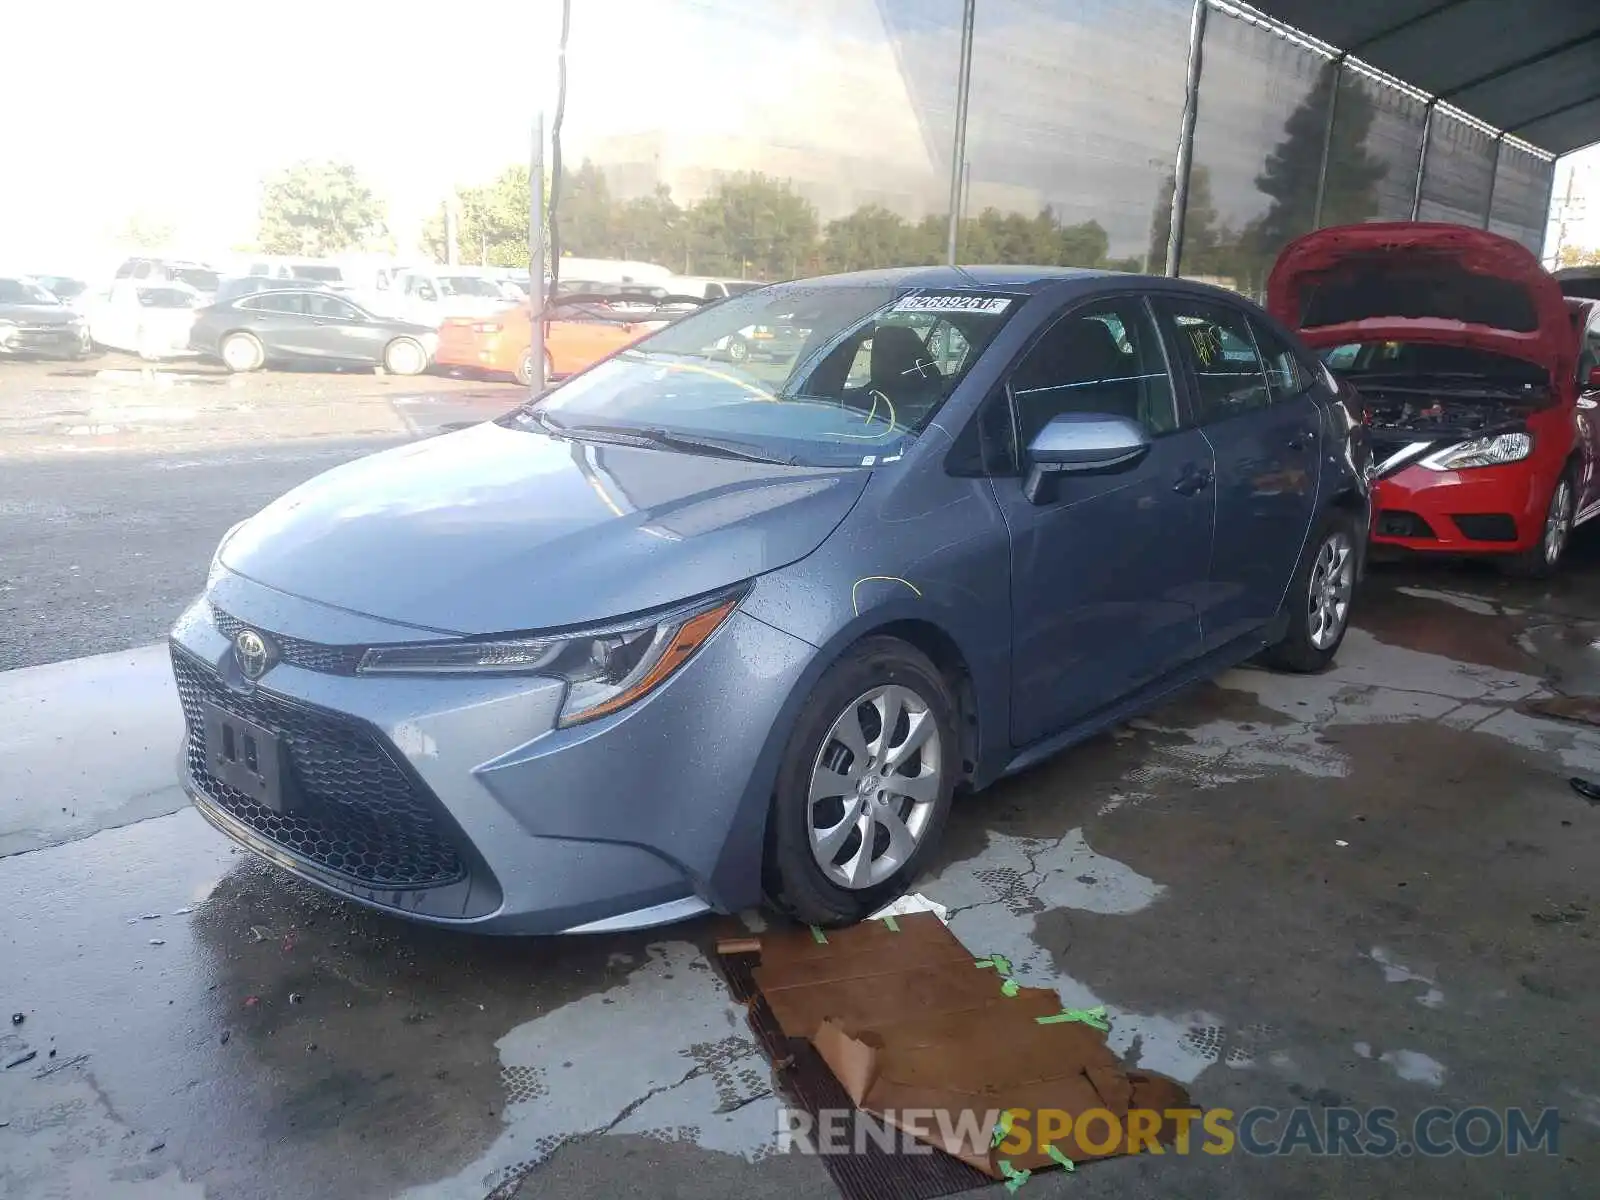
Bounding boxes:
1545 479 1573 567
1307 529 1354 651
807 684 942 890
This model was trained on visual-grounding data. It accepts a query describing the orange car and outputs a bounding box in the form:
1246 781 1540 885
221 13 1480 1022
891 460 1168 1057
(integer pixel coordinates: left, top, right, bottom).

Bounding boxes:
435 299 673 385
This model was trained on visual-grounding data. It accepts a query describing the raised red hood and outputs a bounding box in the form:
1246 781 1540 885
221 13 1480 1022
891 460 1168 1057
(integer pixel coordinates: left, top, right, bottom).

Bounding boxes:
1267 222 1573 381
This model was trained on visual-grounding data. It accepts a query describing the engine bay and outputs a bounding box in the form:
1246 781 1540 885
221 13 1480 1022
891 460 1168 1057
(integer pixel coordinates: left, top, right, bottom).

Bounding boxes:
1359 387 1543 438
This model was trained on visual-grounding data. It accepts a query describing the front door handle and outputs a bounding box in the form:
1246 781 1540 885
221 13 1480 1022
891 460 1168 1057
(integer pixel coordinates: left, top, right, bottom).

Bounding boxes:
1173 467 1214 496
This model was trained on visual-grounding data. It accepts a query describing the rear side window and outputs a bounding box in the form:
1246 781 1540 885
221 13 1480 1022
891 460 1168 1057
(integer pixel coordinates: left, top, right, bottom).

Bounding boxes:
1249 318 1313 401
1162 300 1271 423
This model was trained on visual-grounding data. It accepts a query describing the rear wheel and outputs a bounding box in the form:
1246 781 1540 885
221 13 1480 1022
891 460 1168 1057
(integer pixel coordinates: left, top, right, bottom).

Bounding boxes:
383 337 428 376
515 347 554 387
1502 471 1574 579
727 335 750 364
764 637 958 926
1262 511 1358 673
220 332 264 373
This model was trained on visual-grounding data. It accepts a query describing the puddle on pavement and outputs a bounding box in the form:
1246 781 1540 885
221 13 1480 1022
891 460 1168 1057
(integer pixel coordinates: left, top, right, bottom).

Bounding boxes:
1517 619 1600 697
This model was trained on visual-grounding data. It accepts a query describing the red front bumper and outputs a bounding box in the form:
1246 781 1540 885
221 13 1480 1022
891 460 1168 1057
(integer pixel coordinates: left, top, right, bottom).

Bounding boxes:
1370 461 1547 554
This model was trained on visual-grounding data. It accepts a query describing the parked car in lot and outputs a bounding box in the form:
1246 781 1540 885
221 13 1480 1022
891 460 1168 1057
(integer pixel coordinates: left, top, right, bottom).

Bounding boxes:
1271 222 1595 577
30 274 91 313
189 288 437 375
435 293 682 385
86 283 204 359
112 257 222 299
0 275 90 359
212 276 336 305
380 268 517 327
171 265 1366 934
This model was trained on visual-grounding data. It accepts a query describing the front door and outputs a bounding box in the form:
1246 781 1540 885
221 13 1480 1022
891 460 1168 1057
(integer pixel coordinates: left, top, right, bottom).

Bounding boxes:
992 293 1213 747
1157 298 1321 651
302 293 386 363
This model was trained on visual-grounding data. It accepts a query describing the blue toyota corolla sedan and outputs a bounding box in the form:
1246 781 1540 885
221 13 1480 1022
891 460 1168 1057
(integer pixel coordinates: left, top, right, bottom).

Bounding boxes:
169 266 1370 933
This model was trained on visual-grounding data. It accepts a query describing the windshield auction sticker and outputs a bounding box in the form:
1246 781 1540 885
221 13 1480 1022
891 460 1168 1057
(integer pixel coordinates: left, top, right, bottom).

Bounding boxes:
892 293 1014 314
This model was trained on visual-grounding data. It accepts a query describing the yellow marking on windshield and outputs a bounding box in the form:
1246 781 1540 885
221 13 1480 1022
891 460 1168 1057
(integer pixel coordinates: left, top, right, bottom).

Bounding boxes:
832 389 899 440
643 357 779 401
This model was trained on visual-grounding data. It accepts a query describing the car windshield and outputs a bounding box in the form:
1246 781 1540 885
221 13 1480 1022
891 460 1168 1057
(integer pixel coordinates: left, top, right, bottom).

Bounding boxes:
524 283 1021 467
438 276 504 298
171 268 220 291
1323 341 1546 386
0 278 59 304
291 265 342 282
36 276 85 300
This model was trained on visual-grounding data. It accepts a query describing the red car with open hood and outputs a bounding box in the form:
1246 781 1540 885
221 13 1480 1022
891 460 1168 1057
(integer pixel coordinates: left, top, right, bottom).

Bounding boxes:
1269 222 1599 577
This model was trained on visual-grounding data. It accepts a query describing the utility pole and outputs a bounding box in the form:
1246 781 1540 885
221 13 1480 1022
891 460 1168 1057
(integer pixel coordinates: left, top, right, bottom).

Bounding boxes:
528 112 547 395
945 0 975 267
445 194 460 266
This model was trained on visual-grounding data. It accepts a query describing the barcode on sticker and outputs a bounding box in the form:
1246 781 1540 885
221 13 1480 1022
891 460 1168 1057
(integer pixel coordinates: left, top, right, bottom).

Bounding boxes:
892 294 1012 314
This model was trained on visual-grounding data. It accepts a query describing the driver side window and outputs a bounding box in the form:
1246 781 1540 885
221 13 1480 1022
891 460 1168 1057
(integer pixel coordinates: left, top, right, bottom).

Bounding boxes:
1008 296 1178 449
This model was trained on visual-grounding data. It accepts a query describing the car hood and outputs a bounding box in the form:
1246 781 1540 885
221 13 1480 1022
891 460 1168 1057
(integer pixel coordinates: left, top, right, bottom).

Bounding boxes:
1267 222 1573 378
0 303 77 325
220 420 868 635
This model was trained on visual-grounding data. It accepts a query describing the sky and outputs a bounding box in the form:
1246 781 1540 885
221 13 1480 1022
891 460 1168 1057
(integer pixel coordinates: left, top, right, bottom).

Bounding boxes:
5 0 1597 274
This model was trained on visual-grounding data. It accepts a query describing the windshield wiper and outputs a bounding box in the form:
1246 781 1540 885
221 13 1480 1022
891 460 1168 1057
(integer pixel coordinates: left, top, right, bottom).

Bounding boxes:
560 423 797 465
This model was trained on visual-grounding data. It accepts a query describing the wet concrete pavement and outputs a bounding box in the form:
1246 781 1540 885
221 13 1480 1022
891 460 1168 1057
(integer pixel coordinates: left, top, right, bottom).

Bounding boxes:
3 361 1600 1197
6 555 1599 1198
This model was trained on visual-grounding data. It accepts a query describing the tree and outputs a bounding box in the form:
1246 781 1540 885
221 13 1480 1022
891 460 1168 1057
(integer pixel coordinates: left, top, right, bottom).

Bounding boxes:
1558 244 1600 269
258 161 386 256
1147 165 1234 276
1236 68 1387 291
117 211 176 251
685 173 820 279
821 205 941 270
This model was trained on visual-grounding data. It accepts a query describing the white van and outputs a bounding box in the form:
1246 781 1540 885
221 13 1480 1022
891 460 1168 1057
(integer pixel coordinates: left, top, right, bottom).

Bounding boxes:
666 276 760 301
551 257 673 288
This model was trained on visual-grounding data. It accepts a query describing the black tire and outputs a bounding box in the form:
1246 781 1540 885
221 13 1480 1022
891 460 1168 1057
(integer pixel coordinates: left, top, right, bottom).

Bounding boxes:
1262 510 1360 673
383 337 428 377
727 335 750 364
1501 468 1575 580
764 637 960 927
220 331 264 373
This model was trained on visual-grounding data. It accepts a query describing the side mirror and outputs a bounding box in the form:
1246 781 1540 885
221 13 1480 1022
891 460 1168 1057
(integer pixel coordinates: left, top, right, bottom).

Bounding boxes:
1023 413 1151 505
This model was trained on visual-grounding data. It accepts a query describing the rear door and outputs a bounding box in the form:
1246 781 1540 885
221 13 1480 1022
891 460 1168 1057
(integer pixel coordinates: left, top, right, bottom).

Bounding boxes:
1156 297 1321 651
302 292 386 362
990 292 1213 746
240 291 311 357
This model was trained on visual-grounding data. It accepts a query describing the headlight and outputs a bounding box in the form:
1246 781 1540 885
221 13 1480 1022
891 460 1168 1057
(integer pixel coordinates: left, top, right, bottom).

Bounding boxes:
1420 432 1532 471
356 586 746 727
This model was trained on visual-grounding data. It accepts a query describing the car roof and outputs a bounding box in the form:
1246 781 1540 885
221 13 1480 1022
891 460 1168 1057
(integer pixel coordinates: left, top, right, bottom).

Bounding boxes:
790 265 1113 292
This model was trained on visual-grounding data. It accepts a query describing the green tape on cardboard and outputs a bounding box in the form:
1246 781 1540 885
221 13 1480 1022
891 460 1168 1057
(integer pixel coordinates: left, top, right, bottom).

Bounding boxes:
810 926 828 944
1035 1005 1110 1031
991 1110 1016 1147
1046 1144 1077 1172
975 955 1013 975
882 915 900 932
1001 978 1020 997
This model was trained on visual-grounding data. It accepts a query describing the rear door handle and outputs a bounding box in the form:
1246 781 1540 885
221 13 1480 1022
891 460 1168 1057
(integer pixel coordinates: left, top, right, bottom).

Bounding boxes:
1173 468 1213 496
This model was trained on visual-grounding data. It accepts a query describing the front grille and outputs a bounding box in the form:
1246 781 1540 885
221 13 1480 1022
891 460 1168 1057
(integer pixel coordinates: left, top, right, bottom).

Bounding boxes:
172 647 466 889
1376 509 1437 539
210 605 366 675
1451 513 1519 542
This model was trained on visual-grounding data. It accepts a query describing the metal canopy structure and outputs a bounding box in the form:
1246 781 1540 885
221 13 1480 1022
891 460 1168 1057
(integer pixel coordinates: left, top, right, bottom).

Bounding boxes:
1252 0 1600 154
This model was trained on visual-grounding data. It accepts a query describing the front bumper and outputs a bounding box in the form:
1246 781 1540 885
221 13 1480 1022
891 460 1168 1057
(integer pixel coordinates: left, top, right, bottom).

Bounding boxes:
0 324 85 357
168 584 814 934
1369 461 1546 554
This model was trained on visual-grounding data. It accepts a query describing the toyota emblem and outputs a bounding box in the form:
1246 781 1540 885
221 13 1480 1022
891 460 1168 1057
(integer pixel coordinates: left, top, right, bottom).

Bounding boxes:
234 628 275 681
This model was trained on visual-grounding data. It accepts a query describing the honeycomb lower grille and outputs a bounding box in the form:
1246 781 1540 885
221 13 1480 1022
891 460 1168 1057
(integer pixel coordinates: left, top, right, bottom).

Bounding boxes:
210 605 366 675
172 647 466 889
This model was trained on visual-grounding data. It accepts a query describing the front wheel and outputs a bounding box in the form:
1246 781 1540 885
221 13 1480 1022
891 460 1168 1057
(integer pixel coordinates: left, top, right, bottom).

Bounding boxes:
726 335 750 364
1262 512 1358 673
383 337 428 377
1502 471 1574 579
764 637 959 927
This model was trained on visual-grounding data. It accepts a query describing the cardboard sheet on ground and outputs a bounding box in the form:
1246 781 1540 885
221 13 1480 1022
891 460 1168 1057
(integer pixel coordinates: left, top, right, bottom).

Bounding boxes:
749 912 1190 1178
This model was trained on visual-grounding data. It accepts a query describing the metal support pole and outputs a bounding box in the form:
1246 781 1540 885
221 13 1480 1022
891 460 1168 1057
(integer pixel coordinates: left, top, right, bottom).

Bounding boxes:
528 112 546 397
1166 0 1208 276
1537 157 1560 266
945 0 976 267
1311 54 1345 230
1410 99 1435 220
1482 133 1504 229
